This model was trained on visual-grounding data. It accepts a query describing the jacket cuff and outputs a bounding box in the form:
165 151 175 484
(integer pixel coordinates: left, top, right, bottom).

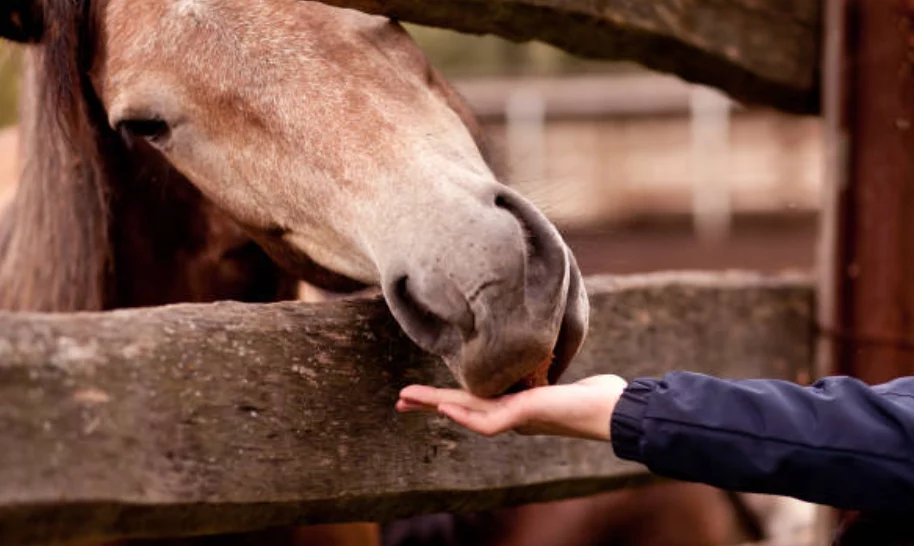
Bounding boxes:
610 378 656 463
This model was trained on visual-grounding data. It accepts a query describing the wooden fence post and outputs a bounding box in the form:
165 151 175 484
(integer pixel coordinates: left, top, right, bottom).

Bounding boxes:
819 0 914 393
819 0 914 540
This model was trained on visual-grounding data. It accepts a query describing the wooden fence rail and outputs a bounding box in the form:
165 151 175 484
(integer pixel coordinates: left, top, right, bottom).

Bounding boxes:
313 0 822 115
0 272 814 545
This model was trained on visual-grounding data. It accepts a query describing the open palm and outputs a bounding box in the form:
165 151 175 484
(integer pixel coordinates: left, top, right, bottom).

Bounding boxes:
396 375 628 441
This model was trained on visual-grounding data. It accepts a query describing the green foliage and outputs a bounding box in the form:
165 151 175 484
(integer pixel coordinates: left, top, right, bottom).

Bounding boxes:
0 44 20 128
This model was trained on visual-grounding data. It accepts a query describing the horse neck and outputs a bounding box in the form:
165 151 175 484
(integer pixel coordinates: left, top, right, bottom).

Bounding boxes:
105 150 299 308
0 53 295 313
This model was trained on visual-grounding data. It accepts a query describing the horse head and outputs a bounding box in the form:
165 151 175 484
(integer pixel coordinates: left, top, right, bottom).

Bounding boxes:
1 0 589 398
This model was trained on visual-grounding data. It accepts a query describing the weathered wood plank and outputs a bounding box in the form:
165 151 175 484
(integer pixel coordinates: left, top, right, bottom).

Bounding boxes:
315 0 822 115
0 272 815 545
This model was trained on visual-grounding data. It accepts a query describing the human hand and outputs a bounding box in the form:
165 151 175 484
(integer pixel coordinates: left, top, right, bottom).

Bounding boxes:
396 375 628 441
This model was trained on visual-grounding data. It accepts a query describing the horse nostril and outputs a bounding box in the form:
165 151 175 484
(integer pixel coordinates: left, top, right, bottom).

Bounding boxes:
493 191 566 288
386 274 471 357
494 193 535 262
394 276 446 340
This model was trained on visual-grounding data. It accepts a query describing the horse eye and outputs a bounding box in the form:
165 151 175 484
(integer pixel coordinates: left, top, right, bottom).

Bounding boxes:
117 118 171 144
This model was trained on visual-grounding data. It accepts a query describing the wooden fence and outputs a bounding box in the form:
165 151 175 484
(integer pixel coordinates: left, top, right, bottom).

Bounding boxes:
0 273 814 545
317 0 822 115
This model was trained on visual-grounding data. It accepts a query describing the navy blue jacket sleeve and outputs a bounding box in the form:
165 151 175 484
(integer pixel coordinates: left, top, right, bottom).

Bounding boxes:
610 372 914 512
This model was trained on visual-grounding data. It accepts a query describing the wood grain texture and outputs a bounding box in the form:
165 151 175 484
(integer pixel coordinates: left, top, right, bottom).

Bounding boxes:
313 0 822 114
0 272 815 545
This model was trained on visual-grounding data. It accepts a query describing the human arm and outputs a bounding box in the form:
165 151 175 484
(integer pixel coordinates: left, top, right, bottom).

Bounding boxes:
612 372 914 512
397 372 914 512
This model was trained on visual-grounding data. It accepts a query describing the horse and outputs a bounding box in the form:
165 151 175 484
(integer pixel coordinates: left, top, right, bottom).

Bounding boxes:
0 1 788 545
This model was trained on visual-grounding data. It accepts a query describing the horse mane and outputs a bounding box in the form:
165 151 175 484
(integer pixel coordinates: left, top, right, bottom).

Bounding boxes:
0 0 118 312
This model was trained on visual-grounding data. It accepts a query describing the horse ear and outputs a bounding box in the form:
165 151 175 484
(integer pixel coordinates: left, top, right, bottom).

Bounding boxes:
1 0 45 43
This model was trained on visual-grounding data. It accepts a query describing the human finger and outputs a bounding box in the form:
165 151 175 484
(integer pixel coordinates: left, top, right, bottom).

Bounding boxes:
398 385 497 412
395 399 438 413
